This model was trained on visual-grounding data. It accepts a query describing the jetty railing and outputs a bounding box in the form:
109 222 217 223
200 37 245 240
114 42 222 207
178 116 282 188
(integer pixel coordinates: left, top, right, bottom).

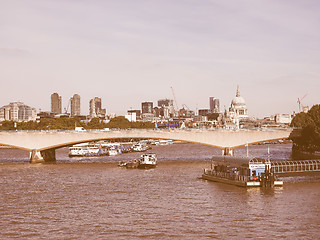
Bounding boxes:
271 160 320 174
204 169 249 182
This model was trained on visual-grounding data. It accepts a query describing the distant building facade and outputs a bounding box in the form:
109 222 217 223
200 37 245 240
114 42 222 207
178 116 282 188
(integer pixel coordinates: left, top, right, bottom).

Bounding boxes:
157 99 175 118
51 93 62 114
128 109 141 119
141 102 153 114
125 112 137 122
275 114 292 125
89 97 106 118
179 107 195 118
70 94 81 116
209 97 220 113
0 102 37 122
158 99 173 108
198 109 210 116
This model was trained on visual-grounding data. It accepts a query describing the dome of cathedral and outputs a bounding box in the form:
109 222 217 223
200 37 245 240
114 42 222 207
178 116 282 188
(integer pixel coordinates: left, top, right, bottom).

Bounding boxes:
231 96 246 106
231 86 246 107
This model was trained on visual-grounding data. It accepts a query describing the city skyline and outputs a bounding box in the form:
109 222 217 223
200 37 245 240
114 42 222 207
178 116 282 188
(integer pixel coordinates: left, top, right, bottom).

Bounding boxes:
1 0 319 117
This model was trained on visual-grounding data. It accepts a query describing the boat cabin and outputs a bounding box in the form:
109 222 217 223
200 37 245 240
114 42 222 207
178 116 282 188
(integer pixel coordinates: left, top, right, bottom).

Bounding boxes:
210 156 272 180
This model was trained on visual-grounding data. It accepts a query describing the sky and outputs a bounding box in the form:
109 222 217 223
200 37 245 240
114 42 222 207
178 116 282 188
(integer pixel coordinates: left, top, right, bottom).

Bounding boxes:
0 0 319 118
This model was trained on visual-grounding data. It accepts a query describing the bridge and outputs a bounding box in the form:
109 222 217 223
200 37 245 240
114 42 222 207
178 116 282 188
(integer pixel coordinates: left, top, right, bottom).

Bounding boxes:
0 128 293 163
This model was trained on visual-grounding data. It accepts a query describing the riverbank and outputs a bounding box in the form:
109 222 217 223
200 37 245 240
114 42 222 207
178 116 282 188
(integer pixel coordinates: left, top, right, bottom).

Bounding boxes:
0 145 12 149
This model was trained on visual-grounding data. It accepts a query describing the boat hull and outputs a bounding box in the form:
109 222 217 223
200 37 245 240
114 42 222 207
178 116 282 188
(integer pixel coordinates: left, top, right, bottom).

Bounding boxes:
126 160 140 169
202 174 283 187
202 174 247 187
137 164 156 169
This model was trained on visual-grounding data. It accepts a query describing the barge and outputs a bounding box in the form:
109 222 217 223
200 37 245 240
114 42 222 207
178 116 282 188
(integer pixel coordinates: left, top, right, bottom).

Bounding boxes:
118 153 157 169
202 156 283 187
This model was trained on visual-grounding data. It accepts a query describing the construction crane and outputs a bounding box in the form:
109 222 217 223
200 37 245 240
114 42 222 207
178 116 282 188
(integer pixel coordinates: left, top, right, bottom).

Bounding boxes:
297 94 307 112
182 104 190 110
64 99 71 114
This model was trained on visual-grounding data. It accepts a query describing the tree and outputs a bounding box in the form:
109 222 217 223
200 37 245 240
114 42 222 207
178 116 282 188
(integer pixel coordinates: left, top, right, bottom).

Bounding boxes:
86 118 106 129
106 116 131 129
0 121 15 130
291 104 320 153
290 112 314 128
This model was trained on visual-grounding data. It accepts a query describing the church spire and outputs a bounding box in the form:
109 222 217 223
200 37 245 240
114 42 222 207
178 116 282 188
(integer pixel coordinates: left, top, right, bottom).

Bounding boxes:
236 85 240 97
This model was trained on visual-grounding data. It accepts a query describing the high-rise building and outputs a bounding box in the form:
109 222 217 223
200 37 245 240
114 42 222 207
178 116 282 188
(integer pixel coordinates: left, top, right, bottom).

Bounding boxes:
70 94 81 116
157 99 175 118
141 102 153 114
209 97 220 113
51 93 62 114
89 97 106 118
158 99 174 108
0 102 37 122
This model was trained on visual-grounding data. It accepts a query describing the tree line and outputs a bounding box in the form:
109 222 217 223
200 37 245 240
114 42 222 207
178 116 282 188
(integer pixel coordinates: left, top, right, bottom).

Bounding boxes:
290 104 320 153
0 116 155 131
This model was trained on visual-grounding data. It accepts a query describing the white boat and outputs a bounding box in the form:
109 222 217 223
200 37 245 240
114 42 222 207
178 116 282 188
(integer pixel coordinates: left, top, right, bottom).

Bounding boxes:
131 143 149 152
108 147 119 156
138 153 157 169
69 146 90 157
158 140 174 145
68 143 108 157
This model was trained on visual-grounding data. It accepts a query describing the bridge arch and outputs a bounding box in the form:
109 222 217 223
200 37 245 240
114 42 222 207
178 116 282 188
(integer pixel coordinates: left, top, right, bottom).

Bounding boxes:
0 129 293 163
36 136 227 152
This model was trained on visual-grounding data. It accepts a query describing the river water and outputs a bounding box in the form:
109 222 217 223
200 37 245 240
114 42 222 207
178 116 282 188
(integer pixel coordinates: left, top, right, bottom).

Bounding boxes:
0 143 319 239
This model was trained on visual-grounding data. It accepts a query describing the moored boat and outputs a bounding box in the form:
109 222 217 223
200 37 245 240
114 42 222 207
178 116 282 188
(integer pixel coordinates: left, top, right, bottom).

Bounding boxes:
125 159 140 169
118 159 140 168
107 147 119 156
137 153 157 169
131 143 149 152
202 156 283 187
118 153 157 169
68 143 108 157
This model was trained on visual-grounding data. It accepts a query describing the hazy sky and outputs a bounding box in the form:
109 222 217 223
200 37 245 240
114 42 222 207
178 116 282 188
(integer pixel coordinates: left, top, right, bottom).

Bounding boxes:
1 0 319 117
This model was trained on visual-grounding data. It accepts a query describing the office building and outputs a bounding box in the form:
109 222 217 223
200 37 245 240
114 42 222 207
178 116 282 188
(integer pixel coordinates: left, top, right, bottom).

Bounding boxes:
141 102 153 114
51 93 62 114
0 102 37 122
70 94 81 116
89 97 106 118
157 98 175 118
209 97 220 113
158 99 174 108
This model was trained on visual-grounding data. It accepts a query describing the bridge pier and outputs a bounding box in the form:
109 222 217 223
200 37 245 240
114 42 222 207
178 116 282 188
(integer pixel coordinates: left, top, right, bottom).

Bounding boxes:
222 147 233 156
30 149 56 163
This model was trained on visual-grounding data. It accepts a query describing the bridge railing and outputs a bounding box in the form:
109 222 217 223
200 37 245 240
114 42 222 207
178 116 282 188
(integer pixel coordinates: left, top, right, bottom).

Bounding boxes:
0 127 294 133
